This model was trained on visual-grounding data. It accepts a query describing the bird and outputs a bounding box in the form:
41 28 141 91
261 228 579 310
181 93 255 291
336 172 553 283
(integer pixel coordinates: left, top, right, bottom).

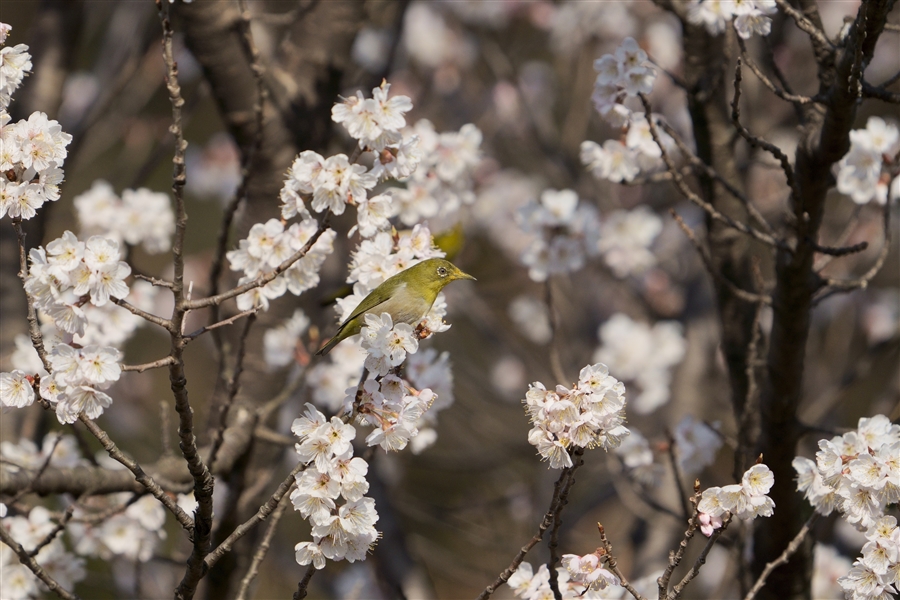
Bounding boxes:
316 258 475 356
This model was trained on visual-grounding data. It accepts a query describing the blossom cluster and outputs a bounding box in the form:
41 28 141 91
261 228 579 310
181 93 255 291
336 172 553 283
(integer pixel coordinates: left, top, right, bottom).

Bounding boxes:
836 116 900 206
687 0 778 39
74 180 175 253
290 404 379 570
23 231 132 336
0 341 122 424
590 37 657 129
836 516 900 600
0 432 83 472
1 27 72 222
596 206 664 277
1 506 86 599
226 217 336 311
581 113 679 184
262 308 310 370
353 371 436 453
697 463 776 536
793 415 899 530
593 313 686 414
508 560 620 600
332 81 413 152
68 494 167 563
523 363 630 469
391 118 482 227
516 188 600 282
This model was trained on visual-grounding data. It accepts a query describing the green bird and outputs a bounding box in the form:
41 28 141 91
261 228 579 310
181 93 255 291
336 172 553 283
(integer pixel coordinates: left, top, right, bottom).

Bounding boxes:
316 258 475 356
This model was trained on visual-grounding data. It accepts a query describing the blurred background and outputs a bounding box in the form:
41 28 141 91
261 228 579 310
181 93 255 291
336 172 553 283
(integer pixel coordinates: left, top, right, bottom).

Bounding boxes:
0 1 897 598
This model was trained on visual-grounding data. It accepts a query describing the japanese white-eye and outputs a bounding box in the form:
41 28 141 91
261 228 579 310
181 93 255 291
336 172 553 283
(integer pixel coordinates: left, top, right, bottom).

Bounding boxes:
316 258 475 356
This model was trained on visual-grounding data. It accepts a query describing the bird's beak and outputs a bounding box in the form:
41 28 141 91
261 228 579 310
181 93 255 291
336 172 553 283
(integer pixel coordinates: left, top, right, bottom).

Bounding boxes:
455 270 476 282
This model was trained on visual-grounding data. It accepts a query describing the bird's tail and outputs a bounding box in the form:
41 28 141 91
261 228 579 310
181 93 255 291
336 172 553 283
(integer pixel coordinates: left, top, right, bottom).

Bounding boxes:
316 335 340 356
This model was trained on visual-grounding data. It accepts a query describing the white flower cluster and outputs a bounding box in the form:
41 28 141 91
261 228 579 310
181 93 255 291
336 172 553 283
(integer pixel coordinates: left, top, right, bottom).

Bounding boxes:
836 516 900 600
280 150 377 219
74 180 175 253
24 231 132 336
793 415 899 529
614 427 662 485
0 23 31 107
687 0 777 39
523 363 630 469
672 414 723 475
516 189 600 282
290 404 379 570
0 433 83 472
596 206 664 277
68 495 167 563
392 119 482 227
592 313 686 414
45 342 121 423
508 560 620 600
1 27 73 222
697 463 776 536
353 371 436 453
581 115 679 185
359 313 419 377
0 342 121 424
836 117 899 205
226 217 335 311
332 81 413 152
1 506 86 599
263 308 310 370
590 38 657 129
404 348 454 454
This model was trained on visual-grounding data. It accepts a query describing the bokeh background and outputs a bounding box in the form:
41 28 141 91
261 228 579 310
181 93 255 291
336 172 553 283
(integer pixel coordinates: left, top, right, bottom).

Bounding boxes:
1 1 898 598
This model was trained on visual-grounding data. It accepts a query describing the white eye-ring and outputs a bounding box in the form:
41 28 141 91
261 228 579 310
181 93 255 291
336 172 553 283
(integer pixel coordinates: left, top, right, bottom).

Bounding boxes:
437 266 448 277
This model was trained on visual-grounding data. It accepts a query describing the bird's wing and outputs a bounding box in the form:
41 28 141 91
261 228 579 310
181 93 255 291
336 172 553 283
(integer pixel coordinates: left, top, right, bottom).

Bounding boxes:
338 279 406 330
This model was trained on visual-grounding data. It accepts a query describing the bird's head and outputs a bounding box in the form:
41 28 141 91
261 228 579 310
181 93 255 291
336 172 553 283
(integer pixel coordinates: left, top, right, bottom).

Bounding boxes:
406 258 476 298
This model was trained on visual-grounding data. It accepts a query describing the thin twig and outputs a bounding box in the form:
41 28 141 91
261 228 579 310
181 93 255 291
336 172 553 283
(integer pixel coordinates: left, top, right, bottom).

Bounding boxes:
133 272 175 289
293 564 318 600
772 0 834 50
235 492 291 600
11 220 51 371
208 314 256 471
637 95 784 250
183 307 259 342
78 415 194 531
743 513 819 600
204 463 305 571
597 523 647 600
658 121 774 234
732 58 798 201
10 433 64 505
669 513 734 599
477 469 571 599
670 210 772 305
665 429 692 521
111 297 172 330
815 200 892 304
544 278 569 386
548 449 584 600
0 526 81 600
121 356 177 372
27 504 76 558
657 487 702 597
737 38 815 104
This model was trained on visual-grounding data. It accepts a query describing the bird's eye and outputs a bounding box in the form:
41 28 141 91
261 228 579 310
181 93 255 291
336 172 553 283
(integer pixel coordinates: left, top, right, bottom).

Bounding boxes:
437 267 448 277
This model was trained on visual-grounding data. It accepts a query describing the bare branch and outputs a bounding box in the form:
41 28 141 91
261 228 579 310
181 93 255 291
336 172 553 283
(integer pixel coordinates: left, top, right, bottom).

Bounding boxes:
0 526 81 600
78 415 195 531
121 356 177 372
111 297 172 330
477 454 584 600
12 220 50 371
732 58 798 200
204 462 305 571
743 513 818 600
772 0 834 51
670 210 772 305
133 272 175 289
658 486 702 597
597 523 648 600
234 492 290 600
737 39 816 105
637 94 785 249
183 307 259 342
862 80 900 103
293 564 317 600
669 513 734 599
